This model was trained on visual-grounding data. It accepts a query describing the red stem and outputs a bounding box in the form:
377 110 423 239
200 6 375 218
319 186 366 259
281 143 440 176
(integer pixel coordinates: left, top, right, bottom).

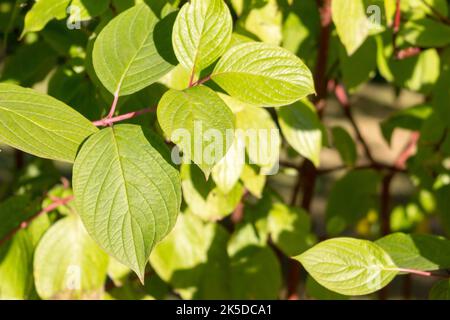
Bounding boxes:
106 92 120 120
0 195 74 246
394 0 402 33
395 268 433 277
396 47 422 60
188 69 196 87
190 75 211 87
394 131 420 170
93 107 155 127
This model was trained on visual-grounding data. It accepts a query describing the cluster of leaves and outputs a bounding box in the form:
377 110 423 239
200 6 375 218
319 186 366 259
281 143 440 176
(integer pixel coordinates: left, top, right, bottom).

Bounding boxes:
0 0 449 300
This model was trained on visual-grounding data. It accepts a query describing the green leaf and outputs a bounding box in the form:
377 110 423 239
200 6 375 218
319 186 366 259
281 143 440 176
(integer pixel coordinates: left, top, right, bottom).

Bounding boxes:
295 238 399 296
239 0 282 45
68 0 110 22
157 86 235 177
405 0 448 18
0 195 33 240
326 170 381 235
0 230 34 299
235 103 281 174
306 276 349 300
146 0 180 18
376 233 450 271
72 124 181 281
229 243 282 299
231 250 281 299
240 164 266 198
92 3 176 96
339 36 377 91
172 0 232 75
268 203 313 256
277 100 323 167
0 41 58 87
0 84 98 163
39 19 89 56
429 280 450 300
281 0 320 64
34 214 109 299
332 0 371 55
212 132 245 193
22 0 71 36
48 68 107 120
436 185 450 235
332 126 357 166
158 64 191 90
381 104 433 144
212 42 315 106
181 164 244 221
150 212 230 299
390 48 440 93
400 18 450 48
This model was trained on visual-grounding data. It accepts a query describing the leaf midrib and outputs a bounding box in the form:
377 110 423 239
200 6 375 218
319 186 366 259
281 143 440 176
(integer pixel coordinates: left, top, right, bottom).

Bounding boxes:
114 10 155 95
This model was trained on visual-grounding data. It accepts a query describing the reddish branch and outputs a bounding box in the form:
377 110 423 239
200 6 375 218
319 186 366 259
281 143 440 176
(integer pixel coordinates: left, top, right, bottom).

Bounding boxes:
0 195 74 246
395 47 422 60
107 92 120 120
394 131 420 170
93 107 155 127
394 0 402 33
335 84 376 164
190 75 211 87
391 0 422 61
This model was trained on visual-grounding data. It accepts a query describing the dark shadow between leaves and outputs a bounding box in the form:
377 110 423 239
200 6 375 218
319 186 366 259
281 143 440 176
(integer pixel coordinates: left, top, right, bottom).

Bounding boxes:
153 11 179 67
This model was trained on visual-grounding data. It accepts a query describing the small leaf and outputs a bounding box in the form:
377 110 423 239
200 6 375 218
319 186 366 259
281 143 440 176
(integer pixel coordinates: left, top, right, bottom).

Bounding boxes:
92 3 176 96
332 126 357 166
339 36 377 91
240 164 266 198
150 212 231 299
181 164 244 221
68 0 110 22
429 280 450 300
0 84 98 163
326 170 381 235
172 0 232 74
400 18 450 48
212 42 315 106
157 86 235 177
0 195 33 240
267 203 312 256
0 231 34 299
73 124 181 281
1 41 58 87
295 238 398 296
277 100 322 167
332 0 371 55
381 104 432 144
212 132 245 193
22 0 71 36
235 103 281 174
240 0 282 45
229 240 282 299
34 214 109 299
376 233 450 271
